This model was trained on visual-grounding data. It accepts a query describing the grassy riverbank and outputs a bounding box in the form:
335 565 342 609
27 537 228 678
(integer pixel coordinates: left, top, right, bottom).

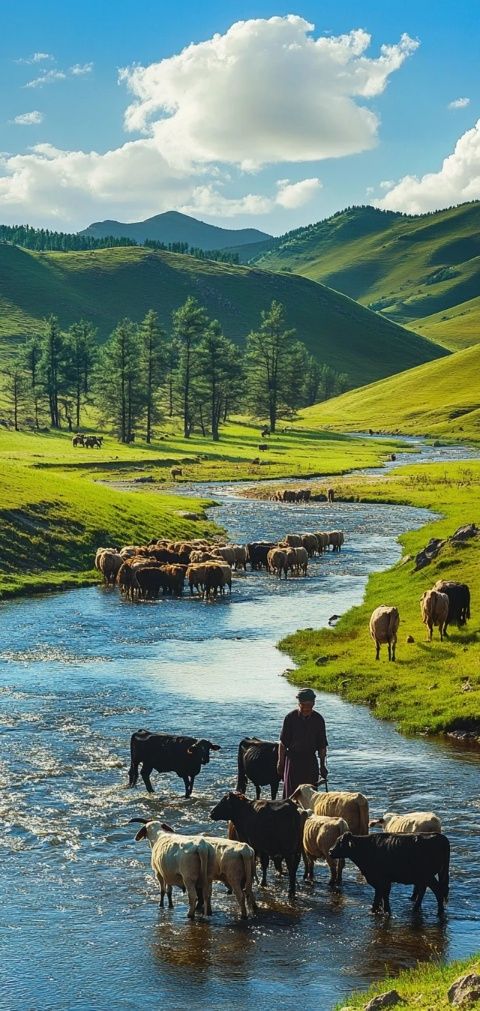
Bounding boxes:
0 424 394 599
281 459 480 736
334 955 480 1010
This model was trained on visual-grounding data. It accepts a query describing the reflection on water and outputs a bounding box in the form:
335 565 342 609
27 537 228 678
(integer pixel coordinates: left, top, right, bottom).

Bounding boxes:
1 470 480 1011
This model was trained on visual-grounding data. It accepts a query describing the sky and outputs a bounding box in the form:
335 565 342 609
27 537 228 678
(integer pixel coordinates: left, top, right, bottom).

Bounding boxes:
0 0 478 235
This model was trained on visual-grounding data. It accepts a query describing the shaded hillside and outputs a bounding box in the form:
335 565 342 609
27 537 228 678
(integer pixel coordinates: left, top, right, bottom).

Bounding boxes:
299 342 480 441
0 243 446 387
81 210 271 250
255 202 480 350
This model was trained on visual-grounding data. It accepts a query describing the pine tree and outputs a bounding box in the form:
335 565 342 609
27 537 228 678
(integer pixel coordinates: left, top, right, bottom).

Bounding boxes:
66 319 98 428
39 315 66 428
245 301 296 432
95 319 142 442
172 297 208 438
197 321 239 440
23 335 43 428
4 361 26 431
139 309 165 443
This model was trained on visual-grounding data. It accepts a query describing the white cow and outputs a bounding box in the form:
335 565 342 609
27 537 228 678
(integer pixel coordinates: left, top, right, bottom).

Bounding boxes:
302 813 349 884
370 811 442 833
200 836 258 918
133 820 214 919
291 785 369 836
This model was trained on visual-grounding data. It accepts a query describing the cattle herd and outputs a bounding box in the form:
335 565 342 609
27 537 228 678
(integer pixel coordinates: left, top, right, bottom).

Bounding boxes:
94 527 345 601
127 731 451 922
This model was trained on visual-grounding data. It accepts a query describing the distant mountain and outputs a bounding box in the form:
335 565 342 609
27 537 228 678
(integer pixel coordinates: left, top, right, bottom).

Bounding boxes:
80 210 272 251
0 243 446 388
253 202 480 351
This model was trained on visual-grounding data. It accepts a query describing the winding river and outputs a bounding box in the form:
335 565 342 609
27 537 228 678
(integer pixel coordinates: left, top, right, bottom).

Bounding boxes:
1 441 479 1011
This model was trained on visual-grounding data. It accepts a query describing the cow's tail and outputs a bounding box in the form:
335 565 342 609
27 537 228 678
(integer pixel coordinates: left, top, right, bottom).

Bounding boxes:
198 839 211 911
128 732 141 788
242 850 254 897
236 740 248 793
439 839 450 901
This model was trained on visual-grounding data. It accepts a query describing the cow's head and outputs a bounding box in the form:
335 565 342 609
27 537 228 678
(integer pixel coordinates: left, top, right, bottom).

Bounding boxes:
210 791 243 821
329 832 352 859
187 739 221 765
130 817 164 846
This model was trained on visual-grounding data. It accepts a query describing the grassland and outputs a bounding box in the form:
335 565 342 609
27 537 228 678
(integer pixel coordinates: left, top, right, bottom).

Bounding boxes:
0 423 397 598
281 459 480 737
0 242 445 386
299 342 480 443
254 202 480 351
334 956 480 1010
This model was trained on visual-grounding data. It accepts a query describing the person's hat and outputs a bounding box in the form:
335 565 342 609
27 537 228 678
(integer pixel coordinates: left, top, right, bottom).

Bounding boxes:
296 688 316 703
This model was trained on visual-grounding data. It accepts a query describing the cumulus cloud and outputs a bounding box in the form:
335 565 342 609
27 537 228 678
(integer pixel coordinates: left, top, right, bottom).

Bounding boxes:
25 69 66 88
121 16 418 169
180 176 322 217
448 97 470 110
70 62 94 76
12 110 44 126
1 16 418 227
376 120 480 213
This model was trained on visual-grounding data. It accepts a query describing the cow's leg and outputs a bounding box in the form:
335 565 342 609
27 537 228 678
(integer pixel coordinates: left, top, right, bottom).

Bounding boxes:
391 640 396 662
428 878 445 916
286 852 300 900
260 853 269 887
375 642 380 660
230 878 247 919
387 642 392 661
128 760 139 787
413 883 426 913
156 872 167 907
326 856 337 886
271 781 279 800
140 764 154 793
183 777 190 798
255 784 261 800
185 882 198 919
372 885 384 913
336 857 345 886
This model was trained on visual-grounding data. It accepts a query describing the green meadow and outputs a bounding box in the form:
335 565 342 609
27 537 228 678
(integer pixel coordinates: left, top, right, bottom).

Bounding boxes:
299 342 480 442
0 423 396 598
281 459 480 736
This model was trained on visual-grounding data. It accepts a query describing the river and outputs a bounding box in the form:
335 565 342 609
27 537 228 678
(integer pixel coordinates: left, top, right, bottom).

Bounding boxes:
1 441 479 1011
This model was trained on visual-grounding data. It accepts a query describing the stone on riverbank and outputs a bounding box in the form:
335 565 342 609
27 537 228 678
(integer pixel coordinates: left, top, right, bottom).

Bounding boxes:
364 991 405 1010
447 971 480 1006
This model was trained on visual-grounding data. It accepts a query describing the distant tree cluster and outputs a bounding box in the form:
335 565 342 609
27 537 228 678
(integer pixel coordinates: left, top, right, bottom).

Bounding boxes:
1 300 349 441
0 224 239 264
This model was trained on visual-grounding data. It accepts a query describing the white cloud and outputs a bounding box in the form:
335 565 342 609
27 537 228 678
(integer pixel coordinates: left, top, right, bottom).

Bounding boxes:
70 62 93 76
121 16 418 169
1 16 418 228
276 177 322 208
12 111 44 126
448 97 470 110
376 120 480 213
16 52 54 64
379 178 395 190
25 69 66 89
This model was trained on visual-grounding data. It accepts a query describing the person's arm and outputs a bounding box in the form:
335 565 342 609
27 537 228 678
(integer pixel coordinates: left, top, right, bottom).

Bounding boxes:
317 716 328 779
277 740 286 779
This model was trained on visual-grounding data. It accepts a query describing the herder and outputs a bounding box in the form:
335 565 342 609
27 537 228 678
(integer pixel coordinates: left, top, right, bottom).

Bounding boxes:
277 688 328 798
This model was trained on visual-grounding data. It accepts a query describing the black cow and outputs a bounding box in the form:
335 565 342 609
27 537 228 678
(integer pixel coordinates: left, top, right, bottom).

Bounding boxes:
236 738 280 799
246 542 276 571
434 580 470 632
210 791 303 899
329 832 450 916
128 730 221 797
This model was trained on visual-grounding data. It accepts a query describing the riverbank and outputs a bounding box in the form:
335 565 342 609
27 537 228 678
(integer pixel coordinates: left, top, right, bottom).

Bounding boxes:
281 459 480 737
334 955 480 1010
0 424 397 598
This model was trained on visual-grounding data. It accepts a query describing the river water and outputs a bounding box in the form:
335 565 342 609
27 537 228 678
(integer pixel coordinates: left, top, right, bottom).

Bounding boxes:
1 443 479 1011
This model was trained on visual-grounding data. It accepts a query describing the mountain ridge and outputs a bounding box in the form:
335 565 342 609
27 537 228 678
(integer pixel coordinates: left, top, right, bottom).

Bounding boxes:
80 210 272 251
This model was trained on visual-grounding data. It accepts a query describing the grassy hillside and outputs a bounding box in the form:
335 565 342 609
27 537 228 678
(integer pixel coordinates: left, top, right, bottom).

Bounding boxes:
334 956 480 1011
0 243 445 387
299 343 480 442
255 202 480 351
80 210 271 249
282 459 480 737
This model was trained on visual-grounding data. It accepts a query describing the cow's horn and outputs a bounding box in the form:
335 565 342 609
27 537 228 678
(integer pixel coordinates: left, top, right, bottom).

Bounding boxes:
129 817 148 824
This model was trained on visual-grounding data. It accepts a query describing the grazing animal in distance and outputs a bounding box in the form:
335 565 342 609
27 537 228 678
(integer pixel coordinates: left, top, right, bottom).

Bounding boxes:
72 434 84 447
128 730 221 797
170 466 183 480
369 605 400 661
236 738 280 800
329 831 450 915
327 488 335 503
420 589 449 641
291 785 369 835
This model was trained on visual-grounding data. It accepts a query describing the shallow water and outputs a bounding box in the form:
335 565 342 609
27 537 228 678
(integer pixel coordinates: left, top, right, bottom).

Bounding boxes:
1 456 480 1011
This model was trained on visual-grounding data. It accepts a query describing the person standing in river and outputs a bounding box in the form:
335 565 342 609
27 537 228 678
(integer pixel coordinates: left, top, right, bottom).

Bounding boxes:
277 688 328 798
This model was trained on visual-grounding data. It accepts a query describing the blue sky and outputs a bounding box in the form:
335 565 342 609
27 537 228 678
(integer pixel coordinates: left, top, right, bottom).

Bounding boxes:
0 0 478 233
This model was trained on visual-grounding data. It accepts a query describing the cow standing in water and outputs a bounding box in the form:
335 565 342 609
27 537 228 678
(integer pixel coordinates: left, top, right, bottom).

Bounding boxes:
128 730 220 797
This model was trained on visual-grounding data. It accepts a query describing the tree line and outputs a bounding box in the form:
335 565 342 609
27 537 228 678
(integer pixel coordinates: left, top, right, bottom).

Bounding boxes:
0 224 239 265
2 300 349 442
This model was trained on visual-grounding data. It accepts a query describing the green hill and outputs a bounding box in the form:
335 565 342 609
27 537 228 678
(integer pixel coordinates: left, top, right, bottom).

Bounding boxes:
80 210 271 250
299 341 480 440
0 242 446 387
254 202 480 351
